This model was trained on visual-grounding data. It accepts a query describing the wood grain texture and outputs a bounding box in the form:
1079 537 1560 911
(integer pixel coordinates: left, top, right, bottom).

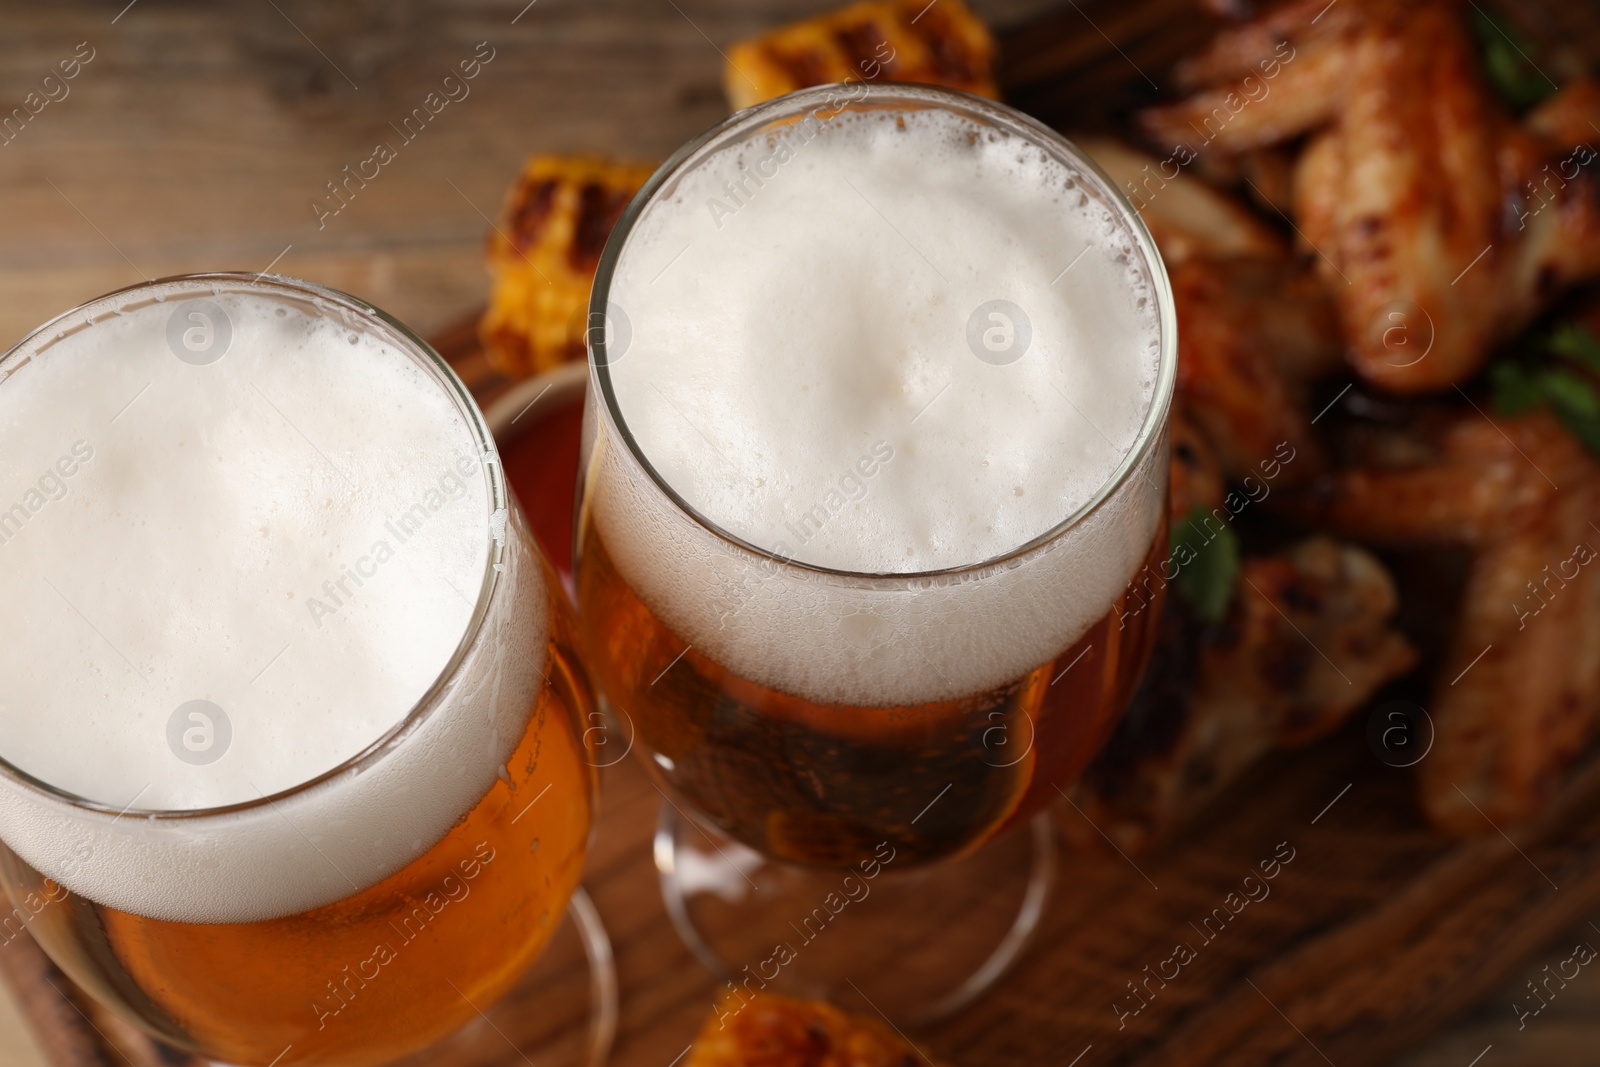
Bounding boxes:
2 0 1600 1065
0 0 1065 349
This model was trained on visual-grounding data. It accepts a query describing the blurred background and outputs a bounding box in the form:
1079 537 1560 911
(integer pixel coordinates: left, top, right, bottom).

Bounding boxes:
0 0 1070 346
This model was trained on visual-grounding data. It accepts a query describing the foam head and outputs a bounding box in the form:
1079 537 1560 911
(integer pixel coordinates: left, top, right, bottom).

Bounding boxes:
589 85 1173 707
0 276 548 922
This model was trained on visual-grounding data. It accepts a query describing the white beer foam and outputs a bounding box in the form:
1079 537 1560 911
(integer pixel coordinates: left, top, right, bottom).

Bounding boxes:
593 103 1169 707
0 279 549 922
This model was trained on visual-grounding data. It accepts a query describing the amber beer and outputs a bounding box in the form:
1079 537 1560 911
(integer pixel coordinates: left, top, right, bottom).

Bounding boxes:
577 516 1166 866
0 276 596 1066
577 85 1175 869
0 616 593 1066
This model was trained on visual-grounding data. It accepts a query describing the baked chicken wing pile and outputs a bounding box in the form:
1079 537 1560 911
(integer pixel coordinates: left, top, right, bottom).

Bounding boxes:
1100 0 1600 842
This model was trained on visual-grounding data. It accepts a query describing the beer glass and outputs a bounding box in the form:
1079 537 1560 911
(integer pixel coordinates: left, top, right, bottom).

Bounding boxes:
0 275 605 1066
575 84 1175 1020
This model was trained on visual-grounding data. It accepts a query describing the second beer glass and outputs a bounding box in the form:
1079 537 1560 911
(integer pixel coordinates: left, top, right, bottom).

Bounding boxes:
576 84 1175 1017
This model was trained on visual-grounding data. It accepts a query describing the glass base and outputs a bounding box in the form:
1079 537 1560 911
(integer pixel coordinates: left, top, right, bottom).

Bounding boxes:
655 803 1055 1028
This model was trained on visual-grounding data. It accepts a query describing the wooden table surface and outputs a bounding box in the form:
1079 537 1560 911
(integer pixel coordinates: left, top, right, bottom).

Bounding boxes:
3 1 1600 1065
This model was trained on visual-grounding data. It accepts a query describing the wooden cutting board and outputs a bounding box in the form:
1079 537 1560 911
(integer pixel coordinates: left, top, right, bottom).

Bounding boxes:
7 2 1600 1066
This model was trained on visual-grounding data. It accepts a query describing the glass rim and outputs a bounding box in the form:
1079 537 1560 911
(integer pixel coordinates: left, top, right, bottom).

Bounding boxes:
0 271 508 821
588 81 1178 584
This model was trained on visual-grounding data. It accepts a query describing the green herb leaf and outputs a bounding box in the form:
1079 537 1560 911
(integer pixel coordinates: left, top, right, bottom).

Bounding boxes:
1491 360 1544 416
1545 369 1600 456
1553 407 1600 459
1550 323 1600 372
1542 368 1600 418
1470 9 1557 111
1487 323 1600 461
1171 505 1240 623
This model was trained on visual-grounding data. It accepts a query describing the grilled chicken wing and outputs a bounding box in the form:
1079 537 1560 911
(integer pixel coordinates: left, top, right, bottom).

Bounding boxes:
480 156 655 379
1061 416 1412 854
1310 409 1600 834
722 0 998 111
1424 479 1600 833
1063 537 1415 855
1170 256 1341 483
1077 136 1287 266
1311 410 1585 547
1142 0 1600 393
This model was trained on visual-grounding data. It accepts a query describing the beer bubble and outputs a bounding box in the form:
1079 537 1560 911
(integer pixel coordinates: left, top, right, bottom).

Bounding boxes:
836 609 892 651
166 300 232 366
166 700 232 766
966 299 1032 366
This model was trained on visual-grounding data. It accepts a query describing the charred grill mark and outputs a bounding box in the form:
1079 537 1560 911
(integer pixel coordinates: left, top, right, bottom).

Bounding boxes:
905 10 976 83
1501 188 1531 236
1084 607 1201 786
509 177 559 249
1278 577 1323 613
1537 264 1560 297
834 22 890 75
1280 700 1324 739
765 44 834 90
1261 636 1314 692
571 182 632 272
